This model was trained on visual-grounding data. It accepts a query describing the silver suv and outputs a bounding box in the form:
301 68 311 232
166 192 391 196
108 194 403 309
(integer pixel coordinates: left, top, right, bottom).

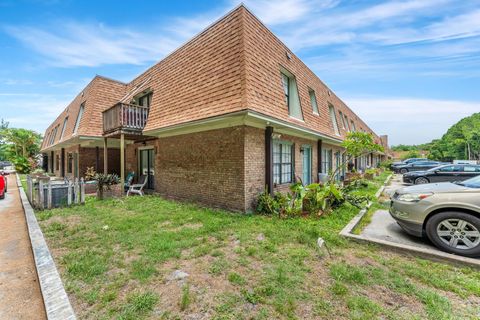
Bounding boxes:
390 175 480 257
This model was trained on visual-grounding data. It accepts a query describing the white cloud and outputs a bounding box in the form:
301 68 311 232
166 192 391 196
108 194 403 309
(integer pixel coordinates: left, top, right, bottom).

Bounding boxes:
1 79 33 85
0 93 71 133
4 21 196 67
344 97 480 145
240 0 338 25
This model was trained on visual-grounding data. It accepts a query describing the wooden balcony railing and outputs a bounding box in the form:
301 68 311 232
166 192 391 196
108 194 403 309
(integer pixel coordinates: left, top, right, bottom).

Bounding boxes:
102 103 149 135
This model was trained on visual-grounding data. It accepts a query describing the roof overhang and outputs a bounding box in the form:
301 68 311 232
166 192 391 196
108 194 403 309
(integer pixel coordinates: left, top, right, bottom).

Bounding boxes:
142 110 344 146
40 135 135 152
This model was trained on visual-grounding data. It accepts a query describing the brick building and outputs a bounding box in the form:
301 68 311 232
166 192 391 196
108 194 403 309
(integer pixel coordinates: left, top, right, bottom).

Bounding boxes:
40 5 390 212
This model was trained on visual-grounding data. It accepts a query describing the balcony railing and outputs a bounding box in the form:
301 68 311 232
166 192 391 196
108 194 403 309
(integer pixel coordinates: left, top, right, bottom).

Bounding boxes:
103 103 149 135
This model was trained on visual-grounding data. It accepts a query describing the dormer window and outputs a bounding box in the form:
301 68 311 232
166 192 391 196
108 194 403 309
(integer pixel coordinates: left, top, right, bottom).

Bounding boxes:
344 114 350 131
308 88 319 114
328 104 340 136
73 103 85 134
338 111 345 129
280 68 303 120
137 93 151 107
60 116 68 140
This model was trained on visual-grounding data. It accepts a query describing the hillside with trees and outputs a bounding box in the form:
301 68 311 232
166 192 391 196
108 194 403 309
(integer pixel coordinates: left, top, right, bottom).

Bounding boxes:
392 113 480 161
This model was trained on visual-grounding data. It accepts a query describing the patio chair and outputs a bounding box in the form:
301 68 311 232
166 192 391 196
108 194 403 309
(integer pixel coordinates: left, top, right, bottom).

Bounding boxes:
126 175 148 197
124 172 135 192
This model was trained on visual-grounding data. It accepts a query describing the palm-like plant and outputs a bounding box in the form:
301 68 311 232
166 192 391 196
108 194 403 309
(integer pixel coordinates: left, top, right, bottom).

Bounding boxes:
95 173 120 200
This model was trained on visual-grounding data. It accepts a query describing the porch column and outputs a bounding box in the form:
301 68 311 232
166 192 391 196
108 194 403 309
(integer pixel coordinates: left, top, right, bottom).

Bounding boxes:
265 126 273 195
317 139 323 174
103 137 108 174
120 133 125 188
95 146 100 172
61 148 65 177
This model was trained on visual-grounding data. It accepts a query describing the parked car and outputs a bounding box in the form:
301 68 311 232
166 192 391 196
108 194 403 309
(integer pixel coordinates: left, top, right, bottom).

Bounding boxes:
0 171 6 199
390 175 480 257
392 158 427 167
394 160 445 174
403 164 480 184
0 160 11 168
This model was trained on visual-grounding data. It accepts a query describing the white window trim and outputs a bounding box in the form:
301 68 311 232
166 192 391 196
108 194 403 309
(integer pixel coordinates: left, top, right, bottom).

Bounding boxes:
73 103 85 135
280 67 304 121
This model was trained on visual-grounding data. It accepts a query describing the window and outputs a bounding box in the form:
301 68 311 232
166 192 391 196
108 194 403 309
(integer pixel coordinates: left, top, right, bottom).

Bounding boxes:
73 103 85 134
60 116 68 140
350 120 356 132
49 125 58 145
273 141 293 184
138 93 151 107
308 89 319 114
328 105 340 135
280 69 303 120
463 166 480 172
321 148 333 173
338 111 346 129
44 132 50 147
55 154 60 171
344 115 350 131
439 165 462 172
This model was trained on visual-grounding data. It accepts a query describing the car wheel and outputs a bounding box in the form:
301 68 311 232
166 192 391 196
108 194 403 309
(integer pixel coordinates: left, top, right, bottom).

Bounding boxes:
414 177 429 185
400 168 408 174
425 211 480 257
0 193 4 200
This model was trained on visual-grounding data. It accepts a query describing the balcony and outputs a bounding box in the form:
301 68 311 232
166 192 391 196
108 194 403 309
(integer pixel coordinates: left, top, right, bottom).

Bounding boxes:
102 103 149 138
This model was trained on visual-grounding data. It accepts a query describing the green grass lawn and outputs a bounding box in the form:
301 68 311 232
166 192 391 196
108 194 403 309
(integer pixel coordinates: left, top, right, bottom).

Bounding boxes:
37 172 480 319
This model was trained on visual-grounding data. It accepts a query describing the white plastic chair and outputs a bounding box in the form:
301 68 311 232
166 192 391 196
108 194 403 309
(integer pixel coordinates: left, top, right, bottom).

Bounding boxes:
126 175 148 196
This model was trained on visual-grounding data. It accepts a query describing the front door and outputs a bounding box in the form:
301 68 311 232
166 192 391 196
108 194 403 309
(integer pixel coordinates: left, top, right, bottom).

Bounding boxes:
302 146 312 185
139 148 155 189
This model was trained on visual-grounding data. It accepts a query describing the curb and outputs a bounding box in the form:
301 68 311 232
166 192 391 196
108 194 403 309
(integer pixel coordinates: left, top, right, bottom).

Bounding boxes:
339 173 480 269
16 174 76 320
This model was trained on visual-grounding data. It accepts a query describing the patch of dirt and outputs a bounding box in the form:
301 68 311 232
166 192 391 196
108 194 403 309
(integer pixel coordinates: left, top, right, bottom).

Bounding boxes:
44 214 83 228
361 284 426 317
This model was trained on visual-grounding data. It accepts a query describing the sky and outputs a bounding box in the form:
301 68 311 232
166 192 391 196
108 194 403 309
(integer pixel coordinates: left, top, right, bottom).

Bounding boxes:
0 0 479 146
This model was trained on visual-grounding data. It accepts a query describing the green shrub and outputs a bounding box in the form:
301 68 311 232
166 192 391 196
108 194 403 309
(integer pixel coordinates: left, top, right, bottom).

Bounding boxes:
255 181 370 218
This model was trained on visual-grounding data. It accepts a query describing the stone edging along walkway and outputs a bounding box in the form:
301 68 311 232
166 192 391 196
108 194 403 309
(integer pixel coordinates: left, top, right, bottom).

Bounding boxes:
340 174 480 269
16 174 76 320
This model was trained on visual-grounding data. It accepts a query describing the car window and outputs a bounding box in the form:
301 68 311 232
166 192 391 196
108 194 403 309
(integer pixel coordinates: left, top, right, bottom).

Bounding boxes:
460 175 480 188
464 166 476 172
439 165 462 172
439 165 454 172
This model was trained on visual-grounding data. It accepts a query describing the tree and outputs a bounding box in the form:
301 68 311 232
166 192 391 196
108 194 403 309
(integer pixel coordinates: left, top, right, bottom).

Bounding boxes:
0 119 9 160
0 126 42 173
329 132 384 183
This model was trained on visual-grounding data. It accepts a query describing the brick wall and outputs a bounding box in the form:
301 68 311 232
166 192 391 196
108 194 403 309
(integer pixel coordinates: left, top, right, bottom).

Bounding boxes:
243 128 348 211
78 147 120 178
144 127 246 211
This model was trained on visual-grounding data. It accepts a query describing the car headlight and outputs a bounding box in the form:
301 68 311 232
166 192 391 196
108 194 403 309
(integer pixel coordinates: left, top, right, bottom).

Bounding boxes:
396 192 433 202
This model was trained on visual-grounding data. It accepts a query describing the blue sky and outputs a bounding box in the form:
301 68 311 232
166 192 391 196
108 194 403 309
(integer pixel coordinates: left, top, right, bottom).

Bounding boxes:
1 0 479 145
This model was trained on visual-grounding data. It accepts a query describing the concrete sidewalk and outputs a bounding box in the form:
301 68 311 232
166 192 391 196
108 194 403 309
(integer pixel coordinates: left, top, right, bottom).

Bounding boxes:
0 175 46 319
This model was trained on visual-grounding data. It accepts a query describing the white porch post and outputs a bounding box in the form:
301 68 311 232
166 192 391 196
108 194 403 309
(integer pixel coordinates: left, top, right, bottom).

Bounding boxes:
103 137 108 174
120 133 125 188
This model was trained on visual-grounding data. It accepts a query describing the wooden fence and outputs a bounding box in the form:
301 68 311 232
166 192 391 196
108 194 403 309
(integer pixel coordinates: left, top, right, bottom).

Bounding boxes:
25 175 86 210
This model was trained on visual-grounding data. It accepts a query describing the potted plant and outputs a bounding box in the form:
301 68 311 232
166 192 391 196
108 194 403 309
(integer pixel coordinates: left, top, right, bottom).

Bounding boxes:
94 173 120 200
